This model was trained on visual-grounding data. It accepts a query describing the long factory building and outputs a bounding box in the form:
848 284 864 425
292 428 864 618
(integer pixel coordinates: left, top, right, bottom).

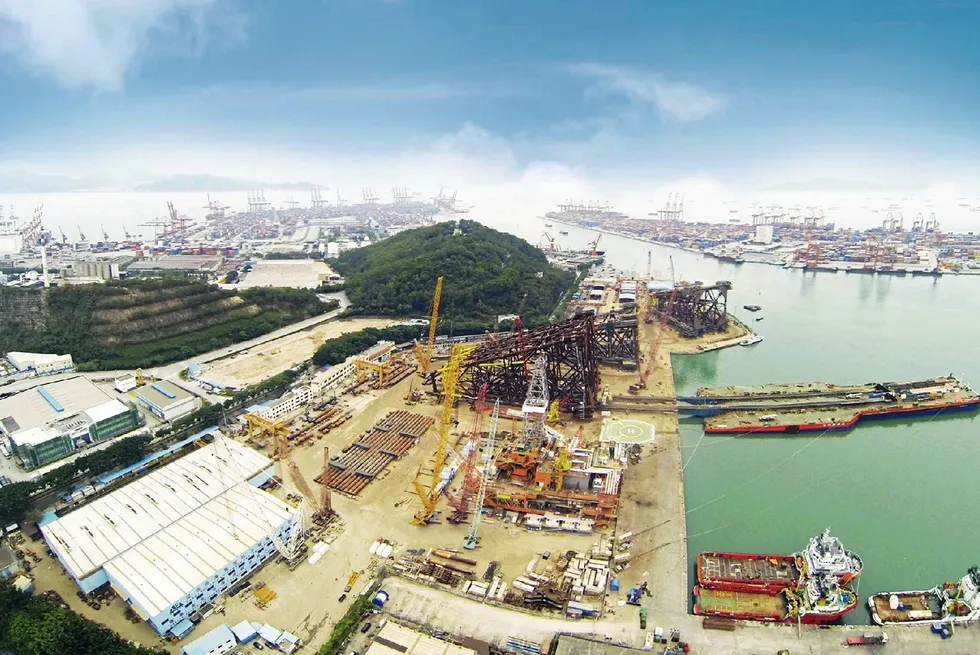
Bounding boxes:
41 439 298 638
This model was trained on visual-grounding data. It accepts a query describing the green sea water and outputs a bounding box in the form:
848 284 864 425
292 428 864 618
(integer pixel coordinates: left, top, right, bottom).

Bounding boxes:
486 214 980 625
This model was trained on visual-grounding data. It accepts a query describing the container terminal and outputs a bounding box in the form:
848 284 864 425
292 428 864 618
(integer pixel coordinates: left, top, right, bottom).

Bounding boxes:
542 200 980 276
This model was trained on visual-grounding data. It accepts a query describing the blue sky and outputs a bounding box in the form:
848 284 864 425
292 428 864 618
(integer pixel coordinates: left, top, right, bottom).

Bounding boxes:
0 0 978 191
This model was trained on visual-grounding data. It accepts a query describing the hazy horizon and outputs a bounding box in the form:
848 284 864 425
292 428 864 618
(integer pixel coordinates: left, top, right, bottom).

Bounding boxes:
1 1 978 202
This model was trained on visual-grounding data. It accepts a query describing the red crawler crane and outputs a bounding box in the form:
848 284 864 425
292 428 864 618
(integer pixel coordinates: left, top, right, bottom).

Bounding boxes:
446 385 488 523
631 287 678 394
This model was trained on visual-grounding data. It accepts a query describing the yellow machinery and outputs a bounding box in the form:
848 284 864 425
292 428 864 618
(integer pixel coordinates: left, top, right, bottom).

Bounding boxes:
135 368 157 386
416 276 444 375
412 342 469 525
546 399 560 425
553 447 571 490
355 358 392 387
244 412 289 446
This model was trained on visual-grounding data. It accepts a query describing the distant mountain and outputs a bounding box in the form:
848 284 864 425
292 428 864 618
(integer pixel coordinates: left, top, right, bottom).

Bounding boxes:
760 178 891 192
0 170 112 193
134 175 325 192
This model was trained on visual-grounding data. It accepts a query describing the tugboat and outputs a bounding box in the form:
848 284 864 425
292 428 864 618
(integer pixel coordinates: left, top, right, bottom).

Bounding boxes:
694 575 858 624
868 567 980 625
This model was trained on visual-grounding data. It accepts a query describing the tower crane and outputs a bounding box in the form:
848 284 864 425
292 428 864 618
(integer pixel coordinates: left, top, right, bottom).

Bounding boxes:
416 276 444 376
412 342 468 525
463 399 500 550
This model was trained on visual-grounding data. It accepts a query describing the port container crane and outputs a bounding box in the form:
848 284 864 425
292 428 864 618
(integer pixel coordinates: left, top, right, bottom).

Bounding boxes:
464 399 500 550
412 342 468 525
77 225 86 242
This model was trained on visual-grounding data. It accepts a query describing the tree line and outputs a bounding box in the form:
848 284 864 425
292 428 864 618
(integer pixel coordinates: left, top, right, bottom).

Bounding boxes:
0 580 167 655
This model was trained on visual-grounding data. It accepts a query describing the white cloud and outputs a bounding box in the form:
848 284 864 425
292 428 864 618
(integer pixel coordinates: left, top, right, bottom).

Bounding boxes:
571 63 725 122
0 0 240 91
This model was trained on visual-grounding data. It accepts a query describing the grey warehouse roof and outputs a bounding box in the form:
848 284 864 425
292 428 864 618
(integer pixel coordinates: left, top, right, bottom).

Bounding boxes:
0 377 113 435
41 439 272 581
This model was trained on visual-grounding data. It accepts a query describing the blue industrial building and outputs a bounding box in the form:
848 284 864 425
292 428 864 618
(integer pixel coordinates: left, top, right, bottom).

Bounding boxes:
41 438 297 636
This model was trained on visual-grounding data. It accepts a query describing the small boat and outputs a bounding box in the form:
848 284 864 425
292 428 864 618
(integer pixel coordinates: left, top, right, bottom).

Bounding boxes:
755 317 764 322
559 230 569 235
740 335 763 346
743 305 762 312
869 567 980 625
544 223 553 227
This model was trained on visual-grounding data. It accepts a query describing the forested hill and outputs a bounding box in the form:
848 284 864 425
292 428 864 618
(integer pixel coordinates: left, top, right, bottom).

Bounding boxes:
0 280 334 370
333 220 576 324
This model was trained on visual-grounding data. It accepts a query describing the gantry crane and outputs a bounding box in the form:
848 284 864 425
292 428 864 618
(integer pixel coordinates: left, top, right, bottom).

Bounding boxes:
412 342 468 525
416 276 444 375
244 412 289 447
355 358 393 387
463 399 500 550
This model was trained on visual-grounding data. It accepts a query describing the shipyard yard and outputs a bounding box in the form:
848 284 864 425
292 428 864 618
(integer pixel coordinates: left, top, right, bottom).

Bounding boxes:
11 256 980 655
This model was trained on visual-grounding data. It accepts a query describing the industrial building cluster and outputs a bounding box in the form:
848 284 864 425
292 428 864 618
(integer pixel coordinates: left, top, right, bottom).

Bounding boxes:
0 377 144 469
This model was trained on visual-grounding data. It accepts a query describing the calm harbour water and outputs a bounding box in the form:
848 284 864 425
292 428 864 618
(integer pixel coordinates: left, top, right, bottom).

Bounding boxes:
486 212 980 625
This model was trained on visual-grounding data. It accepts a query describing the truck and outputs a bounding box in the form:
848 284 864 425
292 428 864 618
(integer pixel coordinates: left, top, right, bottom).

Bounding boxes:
845 632 888 646
639 607 648 630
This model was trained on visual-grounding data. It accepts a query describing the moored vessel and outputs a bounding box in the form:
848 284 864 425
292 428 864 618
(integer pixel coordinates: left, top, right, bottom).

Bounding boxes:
694 575 858 624
696 530 862 594
868 567 980 625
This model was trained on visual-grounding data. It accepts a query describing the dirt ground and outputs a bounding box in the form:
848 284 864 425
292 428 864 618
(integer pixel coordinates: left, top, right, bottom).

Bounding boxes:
204 318 394 388
187 375 601 649
23 310 754 653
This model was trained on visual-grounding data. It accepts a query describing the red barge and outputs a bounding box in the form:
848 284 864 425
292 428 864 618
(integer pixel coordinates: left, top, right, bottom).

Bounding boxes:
697 530 863 594
694 576 859 624
694 376 980 434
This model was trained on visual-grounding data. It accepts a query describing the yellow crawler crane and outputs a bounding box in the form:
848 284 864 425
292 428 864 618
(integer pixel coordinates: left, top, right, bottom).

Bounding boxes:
412 342 471 525
416 276 444 375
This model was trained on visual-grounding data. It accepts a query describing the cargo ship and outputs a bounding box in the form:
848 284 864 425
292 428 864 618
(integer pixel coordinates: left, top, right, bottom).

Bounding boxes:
697 530 862 594
701 376 980 434
694 575 858 624
868 567 980 625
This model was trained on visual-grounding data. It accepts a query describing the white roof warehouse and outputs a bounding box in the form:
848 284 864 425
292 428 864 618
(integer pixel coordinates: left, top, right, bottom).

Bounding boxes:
41 438 298 637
